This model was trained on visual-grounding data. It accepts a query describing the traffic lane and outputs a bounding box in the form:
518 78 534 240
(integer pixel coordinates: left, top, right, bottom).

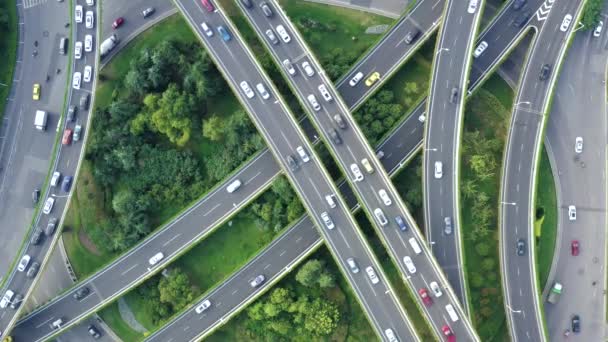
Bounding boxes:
179 1 414 338
101 0 173 41
336 0 446 109
57 317 114 342
0 1 71 276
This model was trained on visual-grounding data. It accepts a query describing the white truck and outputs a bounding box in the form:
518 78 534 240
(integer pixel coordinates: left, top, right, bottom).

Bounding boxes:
34 110 48 131
100 34 119 58
547 282 563 304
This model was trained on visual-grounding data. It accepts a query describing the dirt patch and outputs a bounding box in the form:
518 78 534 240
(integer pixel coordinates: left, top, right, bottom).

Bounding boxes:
78 229 101 256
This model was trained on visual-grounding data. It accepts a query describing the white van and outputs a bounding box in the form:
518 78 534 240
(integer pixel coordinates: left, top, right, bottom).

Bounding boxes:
445 304 459 322
408 237 422 255
226 179 242 193
325 194 336 208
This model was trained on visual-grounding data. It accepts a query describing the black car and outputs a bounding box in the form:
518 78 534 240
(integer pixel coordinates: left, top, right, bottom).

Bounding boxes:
449 87 459 104
240 0 252 8
517 239 526 256
61 176 73 192
67 105 77 122
539 64 552 81
287 155 298 171
513 0 527 10
45 217 58 236
27 262 40 278
571 315 580 333
10 294 23 309
513 11 531 28
31 228 43 245
88 324 102 339
404 28 420 45
32 188 40 204
73 286 90 300
329 129 342 144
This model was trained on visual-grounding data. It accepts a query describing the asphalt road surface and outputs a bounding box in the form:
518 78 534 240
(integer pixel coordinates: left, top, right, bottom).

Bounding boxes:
543 18 608 341
0 0 101 336
500 0 586 341
422 0 484 311
0 0 69 280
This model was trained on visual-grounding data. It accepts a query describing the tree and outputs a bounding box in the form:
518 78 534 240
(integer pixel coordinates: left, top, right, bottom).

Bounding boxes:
481 258 496 271
318 272 335 288
202 115 225 141
158 268 196 312
303 299 340 336
296 260 323 287
582 0 603 28
143 84 194 146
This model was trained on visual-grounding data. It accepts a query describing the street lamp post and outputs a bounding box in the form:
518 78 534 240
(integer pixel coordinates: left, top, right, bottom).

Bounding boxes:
506 304 522 314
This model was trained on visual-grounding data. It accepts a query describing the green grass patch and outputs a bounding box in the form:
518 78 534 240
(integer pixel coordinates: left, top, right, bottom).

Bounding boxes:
535 148 557 289
98 302 144 341
0 0 18 121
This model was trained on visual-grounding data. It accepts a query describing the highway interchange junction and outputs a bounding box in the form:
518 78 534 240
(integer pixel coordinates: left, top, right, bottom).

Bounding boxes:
0 0 605 341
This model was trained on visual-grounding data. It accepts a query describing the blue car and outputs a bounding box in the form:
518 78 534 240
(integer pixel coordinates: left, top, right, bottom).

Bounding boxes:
395 215 408 231
61 176 73 192
218 26 231 42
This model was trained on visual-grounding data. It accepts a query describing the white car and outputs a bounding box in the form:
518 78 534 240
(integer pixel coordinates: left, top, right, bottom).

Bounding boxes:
378 189 392 206
275 24 290 43
85 11 94 29
255 83 270 99
434 161 443 179
473 41 488 58
568 205 576 221
51 171 61 187
560 14 572 32
17 255 31 272
350 163 364 182
373 208 388 226
317 84 332 102
84 34 93 52
83 65 92 83
195 299 211 314
0 290 14 309
283 59 296 75
365 266 379 284
467 0 478 14
349 71 364 87
72 72 82 90
594 20 604 37
430 281 443 297
320 212 334 230
86 0 94 6
574 136 583 153
418 114 426 122
75 5 83 23
240 81 254 99
296 146 309 162
301 61 314 77
75 41 83 59
384 329 398 342
403 256 416 274
148 252 164 266
201 22 214 37
307 94 321 111
43 197 55 214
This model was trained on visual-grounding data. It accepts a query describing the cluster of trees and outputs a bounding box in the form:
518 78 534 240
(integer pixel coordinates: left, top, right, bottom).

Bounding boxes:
460 89 508 326
0 5 10 30
86 39 263 253
244 259 341 339
581 0 603 28
354 90 404 145
249 177 305 233
133 268 198 325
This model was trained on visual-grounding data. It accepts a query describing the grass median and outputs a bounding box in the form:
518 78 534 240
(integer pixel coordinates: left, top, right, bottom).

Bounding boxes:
0 0 18 121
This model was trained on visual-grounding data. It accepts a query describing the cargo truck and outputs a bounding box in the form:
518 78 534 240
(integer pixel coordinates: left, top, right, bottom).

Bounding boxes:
100 34 119 58
547 282 562 304
34 110 47 131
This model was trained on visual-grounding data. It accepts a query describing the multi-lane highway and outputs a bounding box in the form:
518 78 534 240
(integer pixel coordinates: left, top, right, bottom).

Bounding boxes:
422 0 484 310
543 19 608 341
500 0 586 340
237 0 477 339
0 0 101 336
0 0 69 278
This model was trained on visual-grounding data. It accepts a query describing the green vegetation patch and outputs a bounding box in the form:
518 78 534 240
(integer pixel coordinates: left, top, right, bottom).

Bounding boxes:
535 148 557 288
0 0 18 120
98 302 143 341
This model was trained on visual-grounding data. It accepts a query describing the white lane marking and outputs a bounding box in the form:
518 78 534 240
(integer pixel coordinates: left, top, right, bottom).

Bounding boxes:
121 264 139 276
245 171 261 185
203 203 221 217
337 229 352 249
263 264 271 270
163 233 182 247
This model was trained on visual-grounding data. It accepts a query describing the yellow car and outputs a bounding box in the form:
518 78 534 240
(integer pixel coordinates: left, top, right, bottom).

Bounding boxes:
365 72 380 87
32 83 40 100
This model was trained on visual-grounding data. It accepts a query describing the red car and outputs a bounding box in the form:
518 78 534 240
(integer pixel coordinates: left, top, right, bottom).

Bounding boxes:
112 17 124 29
201 0 215 12
442 325 456 342
418 288 433 307
62 129 73 145
571 240 580 256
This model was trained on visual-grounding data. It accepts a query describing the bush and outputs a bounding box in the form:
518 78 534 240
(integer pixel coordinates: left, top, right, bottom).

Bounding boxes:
581 0 603 29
